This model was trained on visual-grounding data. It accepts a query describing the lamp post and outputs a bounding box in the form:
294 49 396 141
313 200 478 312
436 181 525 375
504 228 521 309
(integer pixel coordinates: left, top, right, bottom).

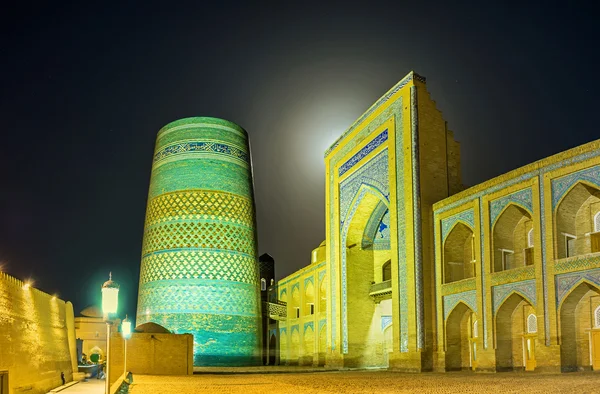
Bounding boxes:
101 273 119 394
121 315 132 377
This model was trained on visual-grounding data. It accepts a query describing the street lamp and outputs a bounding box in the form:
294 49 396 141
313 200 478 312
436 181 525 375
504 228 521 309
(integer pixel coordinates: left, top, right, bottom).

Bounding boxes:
121 315 132 376
101 272 119 394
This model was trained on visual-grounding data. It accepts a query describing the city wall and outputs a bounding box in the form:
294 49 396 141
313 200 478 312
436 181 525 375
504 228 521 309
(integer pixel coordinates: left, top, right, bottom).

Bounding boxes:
0 272 76 393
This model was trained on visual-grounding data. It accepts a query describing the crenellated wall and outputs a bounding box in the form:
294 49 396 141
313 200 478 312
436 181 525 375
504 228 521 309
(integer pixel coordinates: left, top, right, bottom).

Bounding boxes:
0 271 76 393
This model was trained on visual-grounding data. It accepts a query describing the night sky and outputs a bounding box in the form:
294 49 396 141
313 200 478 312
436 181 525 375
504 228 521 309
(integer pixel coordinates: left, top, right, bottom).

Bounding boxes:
1 2 598 322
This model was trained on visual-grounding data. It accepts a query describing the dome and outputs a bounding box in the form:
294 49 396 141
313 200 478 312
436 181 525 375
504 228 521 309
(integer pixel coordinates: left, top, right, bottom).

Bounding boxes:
135 322 171 334
80 305 102 318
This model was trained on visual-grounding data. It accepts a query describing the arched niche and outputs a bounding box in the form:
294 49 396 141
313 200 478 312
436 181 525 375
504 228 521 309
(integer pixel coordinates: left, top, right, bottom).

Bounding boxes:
556 182 600 259
492 204 533 272
443 222 475 283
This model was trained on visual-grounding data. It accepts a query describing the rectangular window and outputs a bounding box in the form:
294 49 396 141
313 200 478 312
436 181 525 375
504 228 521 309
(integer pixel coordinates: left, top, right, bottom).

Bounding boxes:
501 250 514 270
309 304 315 315
565 234 577 258
295 307 300 319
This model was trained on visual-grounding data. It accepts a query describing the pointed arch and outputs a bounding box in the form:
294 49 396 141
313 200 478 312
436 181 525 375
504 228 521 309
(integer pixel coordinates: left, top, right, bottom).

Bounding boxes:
443 222 475 283
492 202 533 272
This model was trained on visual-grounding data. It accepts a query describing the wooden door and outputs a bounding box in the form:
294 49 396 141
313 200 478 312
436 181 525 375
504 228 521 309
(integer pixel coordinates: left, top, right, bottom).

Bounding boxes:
591 330 600 370
524 335 536 371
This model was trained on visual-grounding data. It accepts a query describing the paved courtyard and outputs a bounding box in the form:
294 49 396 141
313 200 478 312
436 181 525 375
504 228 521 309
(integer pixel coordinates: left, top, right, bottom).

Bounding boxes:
127 370 600 393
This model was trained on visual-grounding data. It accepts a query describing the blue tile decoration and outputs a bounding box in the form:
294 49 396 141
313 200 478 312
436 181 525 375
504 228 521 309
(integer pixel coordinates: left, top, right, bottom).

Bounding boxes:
489 188 533 225
551 164 600 209
381 315 393 331
441 209 475 243
304 276 314 288
279 288 287 299
362 202 390 250
538 176 550 346
555 268 600 307
411 85 425 350
291 282 300 294
328 91 404 353
443 290 477 321
154 140 249 168
338 130 388 177
478 200 488 348
492 280 537 315
325 72 423 157
279 327 287 335
291 325 299 335
435 149 600 348
339 149 390 353
304 321 314 333
319 270 326 282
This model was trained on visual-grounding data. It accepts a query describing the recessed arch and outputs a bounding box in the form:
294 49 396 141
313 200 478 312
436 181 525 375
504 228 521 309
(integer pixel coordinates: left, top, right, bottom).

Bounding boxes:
340 182 390 366
492 203 533 272
555 181 600 259
559 281 600 371
443 222 475 283
445 302 476 371
495 292 535 371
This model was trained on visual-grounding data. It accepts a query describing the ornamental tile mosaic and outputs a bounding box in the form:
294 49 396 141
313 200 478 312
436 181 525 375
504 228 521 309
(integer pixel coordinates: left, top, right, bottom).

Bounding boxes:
443 290 477 320
441 278 476 296
304 321 314 333
492 280 537 314
153 140 249 167
490 266 536 286
554 253 600 274
381 316 393 331
362 202 390 250
140 250 258 286
142 220 256 257
338 129 388 177
551 164 600 209
144 191 254 228
441 209 475 243
489 187 533 226
555 268 600 307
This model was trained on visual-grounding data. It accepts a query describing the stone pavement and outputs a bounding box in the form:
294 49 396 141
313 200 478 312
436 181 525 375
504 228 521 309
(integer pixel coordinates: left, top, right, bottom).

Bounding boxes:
49 378 104 394
128 370 600 393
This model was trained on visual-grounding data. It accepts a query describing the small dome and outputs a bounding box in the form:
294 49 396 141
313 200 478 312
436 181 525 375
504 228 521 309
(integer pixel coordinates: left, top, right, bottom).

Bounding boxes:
80 305 102 318
135 322 171 334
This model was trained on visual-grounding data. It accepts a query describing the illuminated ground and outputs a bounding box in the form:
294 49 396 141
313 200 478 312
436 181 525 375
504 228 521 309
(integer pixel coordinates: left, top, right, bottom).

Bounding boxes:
128 370 600 393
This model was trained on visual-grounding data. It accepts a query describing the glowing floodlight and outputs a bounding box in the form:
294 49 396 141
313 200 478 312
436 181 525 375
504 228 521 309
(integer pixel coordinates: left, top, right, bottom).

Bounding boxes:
101 272 120 317
22 282 30 290
122 315 132 339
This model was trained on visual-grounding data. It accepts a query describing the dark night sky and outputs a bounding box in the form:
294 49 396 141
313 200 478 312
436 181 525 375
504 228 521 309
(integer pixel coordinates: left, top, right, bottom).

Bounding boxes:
1 1 598 322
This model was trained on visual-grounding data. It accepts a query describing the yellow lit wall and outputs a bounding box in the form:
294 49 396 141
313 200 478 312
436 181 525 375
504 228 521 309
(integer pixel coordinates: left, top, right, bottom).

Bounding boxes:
0 272 76 393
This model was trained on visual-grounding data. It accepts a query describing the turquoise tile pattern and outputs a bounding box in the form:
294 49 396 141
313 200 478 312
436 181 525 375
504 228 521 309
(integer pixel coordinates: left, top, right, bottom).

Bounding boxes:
136 117 261 366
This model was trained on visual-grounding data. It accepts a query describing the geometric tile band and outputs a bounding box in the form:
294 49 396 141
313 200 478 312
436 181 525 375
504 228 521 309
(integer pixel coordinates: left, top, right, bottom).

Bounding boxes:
492 280 537 315
441 209 474 243
153 140 249 167
489 187 533 225
137 117 261 367
141 220 256 257
551 164 600 209
144 190 254 228
139 250 259 286
443 290 477 321
555 268 600 307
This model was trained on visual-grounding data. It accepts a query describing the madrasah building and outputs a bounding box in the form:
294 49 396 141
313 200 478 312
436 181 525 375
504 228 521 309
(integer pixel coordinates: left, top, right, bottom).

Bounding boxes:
264 71 600 373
